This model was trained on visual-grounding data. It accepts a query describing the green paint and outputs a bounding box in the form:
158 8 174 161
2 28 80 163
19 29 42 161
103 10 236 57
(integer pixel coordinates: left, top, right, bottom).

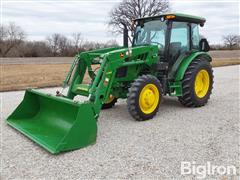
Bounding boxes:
169 81 182 96
6 45 159 154
174 52 211 81
6 14 212 154
7 89 97 154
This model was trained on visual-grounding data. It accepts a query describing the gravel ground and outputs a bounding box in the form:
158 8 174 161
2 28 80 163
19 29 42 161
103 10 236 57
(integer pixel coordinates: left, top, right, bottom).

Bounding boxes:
1 65 239 179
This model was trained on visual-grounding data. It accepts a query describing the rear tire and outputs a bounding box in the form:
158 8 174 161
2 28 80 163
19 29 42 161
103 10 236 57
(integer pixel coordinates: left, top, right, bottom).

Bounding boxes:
127 75 163 121
178 58 213 107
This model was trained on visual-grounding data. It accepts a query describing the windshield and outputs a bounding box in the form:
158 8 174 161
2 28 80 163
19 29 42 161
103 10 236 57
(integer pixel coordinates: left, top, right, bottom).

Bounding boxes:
133 20 167 50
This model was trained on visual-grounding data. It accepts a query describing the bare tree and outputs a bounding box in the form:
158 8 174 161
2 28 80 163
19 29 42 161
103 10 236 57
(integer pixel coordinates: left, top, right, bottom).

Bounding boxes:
71 33 84 52
223 34 240 49
108 0 169 42
105 39 119 47
0 22 25 57
46 33 61 56
82 39 119 51
46 33 70 56
0 26 7 42
58 35 68 55
20 41 52 57
0 22 120 57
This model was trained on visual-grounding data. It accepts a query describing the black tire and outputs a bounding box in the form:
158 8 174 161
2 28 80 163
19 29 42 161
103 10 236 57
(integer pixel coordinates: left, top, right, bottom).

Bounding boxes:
127 75 163 121
178 57 213 107
102 97 117 109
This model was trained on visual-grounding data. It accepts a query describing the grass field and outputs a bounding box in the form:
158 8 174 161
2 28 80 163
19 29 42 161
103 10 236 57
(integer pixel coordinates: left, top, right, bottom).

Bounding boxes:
1 58 239 91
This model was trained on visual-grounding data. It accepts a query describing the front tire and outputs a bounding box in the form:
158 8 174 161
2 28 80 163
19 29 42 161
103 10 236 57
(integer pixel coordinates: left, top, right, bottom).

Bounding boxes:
127 75 163 121
178 58 213 107
102 95 117 109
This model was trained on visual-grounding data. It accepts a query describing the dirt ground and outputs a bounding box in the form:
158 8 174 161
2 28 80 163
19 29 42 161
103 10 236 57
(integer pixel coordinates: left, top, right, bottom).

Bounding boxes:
0 64 70 91
1 57 73 64
1 50 239 65
211 58 240 67
209 50 240 59
0 58 239 91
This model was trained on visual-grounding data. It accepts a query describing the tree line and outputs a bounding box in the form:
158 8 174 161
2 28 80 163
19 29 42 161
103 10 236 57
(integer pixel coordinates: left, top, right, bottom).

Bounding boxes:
1 22 239 58
0 22 118 57
211 34 240 50
1 0 239 57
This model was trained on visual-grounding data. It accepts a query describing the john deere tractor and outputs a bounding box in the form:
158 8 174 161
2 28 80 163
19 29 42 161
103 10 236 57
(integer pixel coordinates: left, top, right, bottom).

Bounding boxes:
6 13 213 154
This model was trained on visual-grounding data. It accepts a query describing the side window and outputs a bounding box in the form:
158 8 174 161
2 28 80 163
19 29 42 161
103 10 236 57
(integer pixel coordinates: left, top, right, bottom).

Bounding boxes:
192 24 200 49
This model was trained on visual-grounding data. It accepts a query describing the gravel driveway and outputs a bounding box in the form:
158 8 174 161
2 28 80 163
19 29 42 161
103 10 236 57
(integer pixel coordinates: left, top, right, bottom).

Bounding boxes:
1 65 239 179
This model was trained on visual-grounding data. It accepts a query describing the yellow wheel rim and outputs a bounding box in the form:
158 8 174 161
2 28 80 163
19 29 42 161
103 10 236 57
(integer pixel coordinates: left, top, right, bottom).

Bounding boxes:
139 84 160 114
194 69 210 98
106 95 114 104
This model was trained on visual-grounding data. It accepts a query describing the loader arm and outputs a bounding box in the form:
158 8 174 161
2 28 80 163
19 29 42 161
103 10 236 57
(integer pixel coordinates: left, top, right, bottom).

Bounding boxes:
66 45 159 117
6 45 159 154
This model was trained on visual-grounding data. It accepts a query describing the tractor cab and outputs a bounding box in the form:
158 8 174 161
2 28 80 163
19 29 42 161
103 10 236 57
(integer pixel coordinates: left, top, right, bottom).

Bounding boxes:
133 13 210 66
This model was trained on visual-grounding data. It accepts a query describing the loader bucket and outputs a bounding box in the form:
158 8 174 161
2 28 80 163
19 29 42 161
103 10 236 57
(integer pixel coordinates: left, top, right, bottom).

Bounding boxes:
6 89 97 154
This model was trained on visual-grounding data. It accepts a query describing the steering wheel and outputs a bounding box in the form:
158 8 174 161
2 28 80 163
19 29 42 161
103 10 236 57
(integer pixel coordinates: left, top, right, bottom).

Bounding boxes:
151 41 164 48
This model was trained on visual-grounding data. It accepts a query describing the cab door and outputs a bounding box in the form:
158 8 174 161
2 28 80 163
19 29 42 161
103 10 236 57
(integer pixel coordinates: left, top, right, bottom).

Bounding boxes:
168 21 190 66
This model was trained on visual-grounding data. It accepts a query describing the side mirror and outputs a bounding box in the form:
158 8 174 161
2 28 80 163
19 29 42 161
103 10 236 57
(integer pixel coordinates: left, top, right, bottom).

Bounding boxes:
199 38 210 52
121 23 128 47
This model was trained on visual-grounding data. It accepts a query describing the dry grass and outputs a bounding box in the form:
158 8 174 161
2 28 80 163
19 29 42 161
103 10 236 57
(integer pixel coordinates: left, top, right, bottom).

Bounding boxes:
0 64 70 91
1 58 239 92
211 58 240 67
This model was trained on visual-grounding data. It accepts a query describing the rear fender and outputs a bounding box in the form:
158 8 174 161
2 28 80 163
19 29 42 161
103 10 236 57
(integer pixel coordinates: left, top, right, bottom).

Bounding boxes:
170 51 212 81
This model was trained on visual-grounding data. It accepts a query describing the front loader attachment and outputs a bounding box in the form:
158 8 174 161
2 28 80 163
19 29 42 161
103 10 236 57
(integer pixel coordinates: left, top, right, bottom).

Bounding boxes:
6 89 97 154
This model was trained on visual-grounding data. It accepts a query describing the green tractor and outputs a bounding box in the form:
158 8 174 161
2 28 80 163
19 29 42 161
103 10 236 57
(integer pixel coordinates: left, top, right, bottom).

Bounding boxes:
6 13 213 154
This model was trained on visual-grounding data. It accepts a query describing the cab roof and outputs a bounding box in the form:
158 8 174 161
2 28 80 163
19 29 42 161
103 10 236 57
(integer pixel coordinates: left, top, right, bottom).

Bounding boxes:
135 13 206 25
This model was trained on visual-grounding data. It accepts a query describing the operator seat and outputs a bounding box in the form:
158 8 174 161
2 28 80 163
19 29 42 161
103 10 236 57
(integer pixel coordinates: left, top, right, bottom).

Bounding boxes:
169 42 182 65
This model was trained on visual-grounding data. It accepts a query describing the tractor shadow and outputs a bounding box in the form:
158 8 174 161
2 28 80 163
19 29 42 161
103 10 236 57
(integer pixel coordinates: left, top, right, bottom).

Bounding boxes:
161 96 184 108
100 97 185 122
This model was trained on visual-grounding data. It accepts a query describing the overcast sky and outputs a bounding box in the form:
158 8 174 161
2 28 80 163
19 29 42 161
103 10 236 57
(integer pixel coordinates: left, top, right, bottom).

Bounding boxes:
1 0 239 45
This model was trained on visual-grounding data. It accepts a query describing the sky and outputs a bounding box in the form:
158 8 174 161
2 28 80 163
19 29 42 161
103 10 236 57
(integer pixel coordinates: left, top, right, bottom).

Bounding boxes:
1 0 239 45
